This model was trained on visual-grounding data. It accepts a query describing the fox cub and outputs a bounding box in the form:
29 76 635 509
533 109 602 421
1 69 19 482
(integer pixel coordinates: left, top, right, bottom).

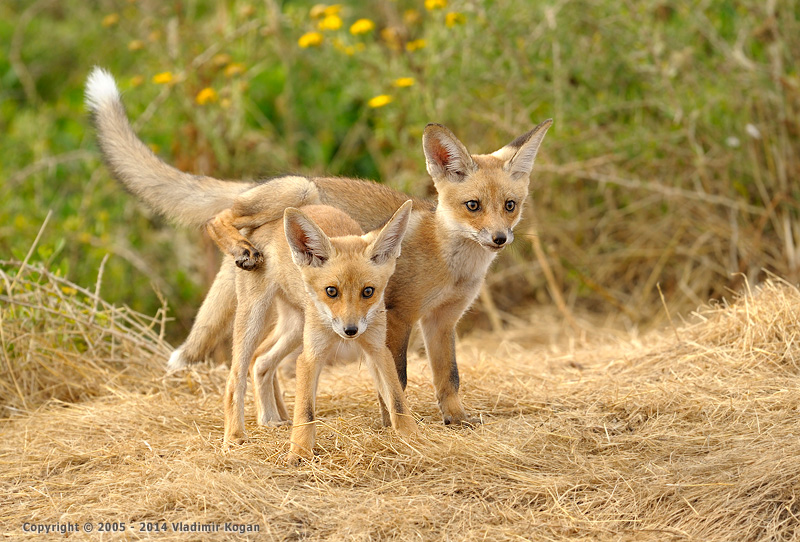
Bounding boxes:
221 201 416 463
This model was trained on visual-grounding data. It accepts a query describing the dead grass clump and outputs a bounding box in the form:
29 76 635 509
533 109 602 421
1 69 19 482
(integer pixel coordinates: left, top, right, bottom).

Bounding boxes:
2 276 800 540
684 278 800 371
0 259 171 414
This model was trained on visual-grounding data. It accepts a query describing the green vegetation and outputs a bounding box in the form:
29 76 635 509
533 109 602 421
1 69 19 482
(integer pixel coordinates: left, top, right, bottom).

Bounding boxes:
2 0 798 341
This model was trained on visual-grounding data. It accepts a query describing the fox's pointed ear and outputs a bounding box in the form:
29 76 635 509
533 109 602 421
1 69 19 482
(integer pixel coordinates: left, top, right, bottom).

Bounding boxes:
284 208 333 267
492 118 553 181
368 200 412 265
423 123 477 183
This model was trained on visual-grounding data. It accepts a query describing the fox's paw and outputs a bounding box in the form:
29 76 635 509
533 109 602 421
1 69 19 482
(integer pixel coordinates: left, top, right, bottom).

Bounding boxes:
258 417 291 428
443 413 481 428
286 448 312 466
223 431 247 449
234 246 264 271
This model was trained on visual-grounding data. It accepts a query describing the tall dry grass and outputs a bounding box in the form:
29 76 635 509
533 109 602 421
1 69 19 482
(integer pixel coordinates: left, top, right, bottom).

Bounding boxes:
0 259 171 412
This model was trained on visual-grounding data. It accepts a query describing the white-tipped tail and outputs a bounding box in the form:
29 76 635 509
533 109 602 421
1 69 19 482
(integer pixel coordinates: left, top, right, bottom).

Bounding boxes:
85 66 257 227
85 67 120 111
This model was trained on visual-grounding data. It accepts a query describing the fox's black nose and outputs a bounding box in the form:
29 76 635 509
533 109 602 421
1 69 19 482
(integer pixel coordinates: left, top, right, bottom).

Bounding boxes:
492 233 507 246
344 325 358 337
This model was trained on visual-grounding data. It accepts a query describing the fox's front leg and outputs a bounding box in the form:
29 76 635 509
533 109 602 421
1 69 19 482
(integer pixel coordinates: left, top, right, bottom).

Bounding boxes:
287 351 323 465
420 306 476 426
206 208 263 271
368 345 418 437
380 314 413 427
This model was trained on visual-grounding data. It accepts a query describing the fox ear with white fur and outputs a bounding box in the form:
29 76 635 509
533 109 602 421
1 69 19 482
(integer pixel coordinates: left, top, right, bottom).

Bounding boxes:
368 200 412 265
423 124 477 183
492 118 553 181
284 208 333 267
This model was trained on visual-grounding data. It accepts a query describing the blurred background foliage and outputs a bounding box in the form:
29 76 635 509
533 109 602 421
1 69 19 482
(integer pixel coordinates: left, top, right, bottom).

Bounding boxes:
1 0 798 343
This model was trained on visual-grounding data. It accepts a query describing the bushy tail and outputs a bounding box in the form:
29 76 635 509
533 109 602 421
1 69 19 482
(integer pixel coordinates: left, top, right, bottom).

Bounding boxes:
85 67 255 228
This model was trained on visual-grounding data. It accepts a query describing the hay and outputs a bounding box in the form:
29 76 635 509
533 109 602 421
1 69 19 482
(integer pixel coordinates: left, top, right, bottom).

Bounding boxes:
2 269 800 540
0 260 170 412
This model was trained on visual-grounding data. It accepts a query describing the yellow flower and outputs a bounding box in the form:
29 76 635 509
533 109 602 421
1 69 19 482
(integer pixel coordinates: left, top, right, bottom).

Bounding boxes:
323 4 342 16
424 0 447 11
195 87 218 105
318 14 343 30
152 71 173 84
127 39 144 51
445 12 466 27
102 13 120 27
61 286 77 296
393 77 415 87
224 63 246 77
367 94 392 108
298 32 324 48
405 39 427 52
350 18 375 35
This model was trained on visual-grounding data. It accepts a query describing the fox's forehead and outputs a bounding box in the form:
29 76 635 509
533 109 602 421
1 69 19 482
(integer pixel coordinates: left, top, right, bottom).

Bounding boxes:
455 155 529 200
328 235 370 255
471 153 506 170
312 236 392 286
307 257 391 288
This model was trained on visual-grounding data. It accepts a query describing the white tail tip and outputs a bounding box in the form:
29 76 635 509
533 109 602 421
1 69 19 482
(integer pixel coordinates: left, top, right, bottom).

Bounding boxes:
85 66 120 111
166 348 189 372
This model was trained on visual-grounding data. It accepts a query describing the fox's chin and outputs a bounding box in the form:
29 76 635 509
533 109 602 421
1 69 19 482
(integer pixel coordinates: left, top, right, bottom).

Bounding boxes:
334 330 361 340
483 243 506 253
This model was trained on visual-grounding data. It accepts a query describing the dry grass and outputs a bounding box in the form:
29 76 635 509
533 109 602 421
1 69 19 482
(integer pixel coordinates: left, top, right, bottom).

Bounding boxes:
2 261 800 540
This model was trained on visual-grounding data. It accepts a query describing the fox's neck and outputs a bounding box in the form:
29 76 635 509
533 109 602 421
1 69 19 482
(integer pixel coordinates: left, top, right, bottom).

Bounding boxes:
433 210 497 284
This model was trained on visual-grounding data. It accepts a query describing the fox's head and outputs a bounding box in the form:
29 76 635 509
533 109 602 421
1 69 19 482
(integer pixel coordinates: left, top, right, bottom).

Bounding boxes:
423 119 552 252
284 201 412 340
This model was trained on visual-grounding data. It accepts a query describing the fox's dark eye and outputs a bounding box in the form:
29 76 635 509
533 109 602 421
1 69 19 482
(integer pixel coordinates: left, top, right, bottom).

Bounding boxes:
362 287 374 298
505 200 516 212
465 200 480 212
325 286 338 298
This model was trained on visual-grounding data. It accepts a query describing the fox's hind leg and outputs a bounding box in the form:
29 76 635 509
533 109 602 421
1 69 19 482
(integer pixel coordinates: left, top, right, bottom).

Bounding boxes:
207 209 264 271
167 259 237 371
224 278 276 446
252 300 303 426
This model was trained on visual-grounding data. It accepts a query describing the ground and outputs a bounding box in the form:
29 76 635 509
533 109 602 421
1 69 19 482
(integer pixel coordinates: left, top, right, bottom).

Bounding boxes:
2 286 800 541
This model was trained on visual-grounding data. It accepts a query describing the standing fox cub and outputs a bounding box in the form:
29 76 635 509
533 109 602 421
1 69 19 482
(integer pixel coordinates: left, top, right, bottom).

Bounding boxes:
85 67 552 427
220 201 416 462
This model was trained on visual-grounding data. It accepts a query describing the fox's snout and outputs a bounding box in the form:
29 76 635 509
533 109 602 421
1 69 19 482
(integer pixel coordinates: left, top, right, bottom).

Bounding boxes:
480 228 514 250
492 231 507 246
334 319 364 339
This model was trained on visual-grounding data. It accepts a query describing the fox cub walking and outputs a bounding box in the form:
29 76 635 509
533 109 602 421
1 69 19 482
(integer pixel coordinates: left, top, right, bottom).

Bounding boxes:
222 201 415 462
